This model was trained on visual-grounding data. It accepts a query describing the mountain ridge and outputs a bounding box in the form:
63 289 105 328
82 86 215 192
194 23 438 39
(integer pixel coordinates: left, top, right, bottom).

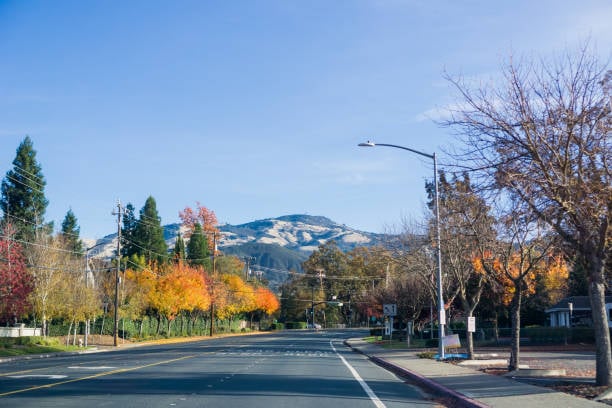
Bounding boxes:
85 214 385 284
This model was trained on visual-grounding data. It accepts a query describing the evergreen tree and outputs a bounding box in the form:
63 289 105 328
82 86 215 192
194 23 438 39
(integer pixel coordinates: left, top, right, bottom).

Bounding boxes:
173 232 186 262
60 209 83 256
187 223 210 268
121 203 138 258
133 196 167 264
0 136 49 242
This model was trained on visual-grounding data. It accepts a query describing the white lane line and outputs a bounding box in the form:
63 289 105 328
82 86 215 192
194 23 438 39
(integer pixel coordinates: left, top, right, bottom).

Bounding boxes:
8 375 67 379
330 340 386 408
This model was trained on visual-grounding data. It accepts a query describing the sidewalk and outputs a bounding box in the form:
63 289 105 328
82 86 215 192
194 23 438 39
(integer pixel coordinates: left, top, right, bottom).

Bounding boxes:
345 338 609 408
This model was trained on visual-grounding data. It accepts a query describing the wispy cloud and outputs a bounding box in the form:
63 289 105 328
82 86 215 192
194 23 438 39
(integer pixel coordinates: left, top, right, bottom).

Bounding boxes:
415 105 452 122
313 159 396 185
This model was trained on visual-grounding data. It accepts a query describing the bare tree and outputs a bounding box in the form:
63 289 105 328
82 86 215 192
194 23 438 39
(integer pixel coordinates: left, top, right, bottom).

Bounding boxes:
443 44 611 384
384 218 454 339
429 171 497 358
477 208 558 371
370 267 429 343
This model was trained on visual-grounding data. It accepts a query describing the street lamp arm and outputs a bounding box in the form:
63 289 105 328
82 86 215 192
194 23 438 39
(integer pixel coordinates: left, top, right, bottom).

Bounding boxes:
358 141 434 160
358 138 445 360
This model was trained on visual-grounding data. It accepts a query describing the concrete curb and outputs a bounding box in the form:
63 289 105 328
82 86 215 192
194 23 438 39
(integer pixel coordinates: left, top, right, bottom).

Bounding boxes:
0 331 267 365
370 355 490 408
0 347 105 364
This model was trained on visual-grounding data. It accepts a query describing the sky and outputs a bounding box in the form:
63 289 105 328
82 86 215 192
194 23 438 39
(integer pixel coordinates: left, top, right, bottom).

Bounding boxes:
0 1 610 240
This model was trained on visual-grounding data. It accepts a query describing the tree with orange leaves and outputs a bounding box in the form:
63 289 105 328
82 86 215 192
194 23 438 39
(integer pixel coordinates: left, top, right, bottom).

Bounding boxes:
254 287 279 315
126 262 210 335
475 209 565 371
249 286 280 328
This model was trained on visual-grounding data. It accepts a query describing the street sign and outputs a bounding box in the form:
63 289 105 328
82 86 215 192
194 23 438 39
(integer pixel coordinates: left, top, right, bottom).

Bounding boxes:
383 303 397 317
468 316 476 333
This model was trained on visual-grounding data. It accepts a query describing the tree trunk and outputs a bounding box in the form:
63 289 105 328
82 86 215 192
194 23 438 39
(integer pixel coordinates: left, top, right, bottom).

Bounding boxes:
66 321 73 346
466 317 474 360
156 315 161 335
85 319 89 347
588 266 612 386
508 288 522 372
73 321 78 346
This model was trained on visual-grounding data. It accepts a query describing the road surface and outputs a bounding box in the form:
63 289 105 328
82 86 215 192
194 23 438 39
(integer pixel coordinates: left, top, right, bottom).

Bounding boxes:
0 329 442 407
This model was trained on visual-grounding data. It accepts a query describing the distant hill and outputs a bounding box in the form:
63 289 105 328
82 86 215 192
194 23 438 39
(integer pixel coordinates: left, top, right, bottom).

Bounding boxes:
87 214 385 288
222 242 308 286
220 214 382 253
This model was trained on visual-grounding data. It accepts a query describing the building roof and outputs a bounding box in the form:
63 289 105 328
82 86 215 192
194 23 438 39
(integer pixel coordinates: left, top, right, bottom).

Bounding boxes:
545 296 612 313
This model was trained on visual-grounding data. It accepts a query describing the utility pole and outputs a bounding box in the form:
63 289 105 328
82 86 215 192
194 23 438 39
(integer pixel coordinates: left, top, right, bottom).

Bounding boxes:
84 249 91 347
209 231 217 337
244 256 255 281
112 201 123 347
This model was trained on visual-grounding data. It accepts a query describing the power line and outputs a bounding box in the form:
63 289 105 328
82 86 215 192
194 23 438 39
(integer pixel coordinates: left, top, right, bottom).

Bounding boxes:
2 213 83 240
0 234 83 256
12 165 45 189
5 174 45 196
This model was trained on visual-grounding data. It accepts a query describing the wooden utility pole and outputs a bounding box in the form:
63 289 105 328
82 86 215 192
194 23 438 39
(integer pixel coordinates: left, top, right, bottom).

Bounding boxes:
209 232 217 337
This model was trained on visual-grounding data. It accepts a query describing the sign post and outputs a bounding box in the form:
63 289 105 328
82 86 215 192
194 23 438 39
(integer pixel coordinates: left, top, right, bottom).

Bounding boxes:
383 304 397 342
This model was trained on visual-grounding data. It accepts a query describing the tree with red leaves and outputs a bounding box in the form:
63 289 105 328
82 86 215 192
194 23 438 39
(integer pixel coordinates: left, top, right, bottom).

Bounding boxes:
0 223 33 324
179 202 219 239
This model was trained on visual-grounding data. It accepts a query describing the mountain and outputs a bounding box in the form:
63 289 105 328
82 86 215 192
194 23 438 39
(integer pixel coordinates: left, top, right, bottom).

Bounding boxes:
86 214 385 286
222 242 309 282
220 214 382 253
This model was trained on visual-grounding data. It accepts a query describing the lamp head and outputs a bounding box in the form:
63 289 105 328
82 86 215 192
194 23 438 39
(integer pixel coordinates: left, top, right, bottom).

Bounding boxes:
358 141 375 147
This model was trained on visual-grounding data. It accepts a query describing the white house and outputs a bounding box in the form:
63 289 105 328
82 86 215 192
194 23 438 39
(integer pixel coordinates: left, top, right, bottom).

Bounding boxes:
546 296 612 328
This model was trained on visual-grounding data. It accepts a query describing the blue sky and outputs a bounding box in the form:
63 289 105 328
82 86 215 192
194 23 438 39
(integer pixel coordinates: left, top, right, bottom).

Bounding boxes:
0 1 610 239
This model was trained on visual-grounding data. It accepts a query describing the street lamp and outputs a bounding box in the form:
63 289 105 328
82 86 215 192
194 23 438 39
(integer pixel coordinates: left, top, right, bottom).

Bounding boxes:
358 140 446 359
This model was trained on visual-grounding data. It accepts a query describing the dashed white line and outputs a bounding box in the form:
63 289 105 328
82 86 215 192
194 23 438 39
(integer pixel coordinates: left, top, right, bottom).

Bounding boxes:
8 375 67 379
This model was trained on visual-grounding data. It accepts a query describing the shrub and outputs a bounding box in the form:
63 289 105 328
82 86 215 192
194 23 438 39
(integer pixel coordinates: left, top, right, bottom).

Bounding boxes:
417 351 436 359
285 322 307 329
269 323 284 331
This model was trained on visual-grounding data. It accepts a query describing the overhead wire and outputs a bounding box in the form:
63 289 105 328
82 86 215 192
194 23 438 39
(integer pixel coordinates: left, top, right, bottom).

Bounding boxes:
12 165 45 188
7 165 46 190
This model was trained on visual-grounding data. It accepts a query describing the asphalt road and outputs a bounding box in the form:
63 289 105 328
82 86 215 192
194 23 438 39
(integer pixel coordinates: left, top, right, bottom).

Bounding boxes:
0 329 441 407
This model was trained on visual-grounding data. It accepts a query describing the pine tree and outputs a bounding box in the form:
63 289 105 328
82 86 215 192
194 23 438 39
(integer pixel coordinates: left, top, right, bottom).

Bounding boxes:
173 232 186 263
121 203 138 258
60 209 83 256
0 136 50 242
187 223 210 268
133 196 167 265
